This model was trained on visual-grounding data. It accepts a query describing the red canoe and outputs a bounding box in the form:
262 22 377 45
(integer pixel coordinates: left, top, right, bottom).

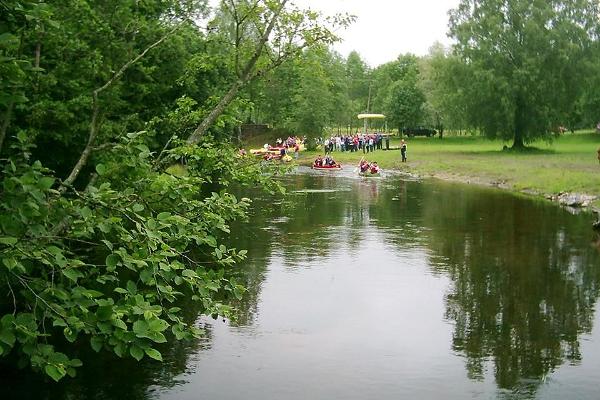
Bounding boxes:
312 164 342 170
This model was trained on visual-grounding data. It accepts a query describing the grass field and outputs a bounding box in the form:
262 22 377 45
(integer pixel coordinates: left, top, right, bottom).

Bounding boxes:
278 131 600 200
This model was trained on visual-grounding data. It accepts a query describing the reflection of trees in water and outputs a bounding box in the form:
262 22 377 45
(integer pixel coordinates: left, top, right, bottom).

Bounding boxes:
38 175 595 400
229 177 600 396
418 183 600 393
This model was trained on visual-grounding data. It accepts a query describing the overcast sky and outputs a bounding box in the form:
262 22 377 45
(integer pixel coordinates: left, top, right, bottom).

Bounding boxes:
293 0 461 67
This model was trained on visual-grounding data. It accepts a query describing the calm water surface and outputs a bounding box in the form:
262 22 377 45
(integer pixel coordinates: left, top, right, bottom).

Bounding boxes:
7 170 600 399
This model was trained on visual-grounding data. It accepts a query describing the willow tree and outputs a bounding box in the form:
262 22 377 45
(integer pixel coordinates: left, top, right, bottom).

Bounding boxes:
449 0 599 148
186 0 354 144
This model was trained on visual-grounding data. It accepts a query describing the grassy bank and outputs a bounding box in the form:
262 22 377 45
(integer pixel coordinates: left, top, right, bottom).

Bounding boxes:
289 132 600 200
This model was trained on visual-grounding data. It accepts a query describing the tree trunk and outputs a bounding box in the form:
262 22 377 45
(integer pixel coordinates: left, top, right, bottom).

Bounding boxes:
62 25 181 188
186 0 288 145
186 80 242 144
511 94 526 150
0 100 15 153
62 97 100 188
511 129 525 149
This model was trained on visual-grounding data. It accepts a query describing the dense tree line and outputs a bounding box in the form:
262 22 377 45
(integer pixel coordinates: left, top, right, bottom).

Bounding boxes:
0 0 348 381
245 0 600 148
1 0 599 383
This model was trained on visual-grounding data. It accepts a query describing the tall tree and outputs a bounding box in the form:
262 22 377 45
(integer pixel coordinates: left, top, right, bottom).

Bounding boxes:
344 51 371 131
0 0 287 383
290 47 336 147
382 54 426 133
420 43 471 133
185 0 353 144
449 0 599 148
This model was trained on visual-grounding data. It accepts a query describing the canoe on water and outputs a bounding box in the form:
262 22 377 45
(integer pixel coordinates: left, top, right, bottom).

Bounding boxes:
359 171 381 177
312 164 342 170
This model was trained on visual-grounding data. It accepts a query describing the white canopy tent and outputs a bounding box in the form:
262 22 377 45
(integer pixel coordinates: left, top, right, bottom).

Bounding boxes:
358 113 386 134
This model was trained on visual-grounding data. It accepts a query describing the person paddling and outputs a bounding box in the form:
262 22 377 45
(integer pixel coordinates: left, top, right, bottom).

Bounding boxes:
370 162 380 174
360 160 369 173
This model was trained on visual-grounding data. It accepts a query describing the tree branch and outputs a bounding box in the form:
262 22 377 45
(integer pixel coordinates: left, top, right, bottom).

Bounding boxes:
61 22 185 189
186 0 289 145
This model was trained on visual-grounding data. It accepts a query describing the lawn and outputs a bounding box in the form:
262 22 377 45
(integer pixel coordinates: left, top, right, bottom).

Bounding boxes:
291 132 600 198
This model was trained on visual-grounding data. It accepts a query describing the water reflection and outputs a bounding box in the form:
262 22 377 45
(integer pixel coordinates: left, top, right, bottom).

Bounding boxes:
417 183 600 394
227 175 600 398
4 174 599 399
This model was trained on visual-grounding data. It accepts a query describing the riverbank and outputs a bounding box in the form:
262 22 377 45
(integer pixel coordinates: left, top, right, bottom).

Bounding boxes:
295 132 600 211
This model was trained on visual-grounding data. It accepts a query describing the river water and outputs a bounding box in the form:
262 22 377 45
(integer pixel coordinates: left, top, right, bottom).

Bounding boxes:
6 170 600 399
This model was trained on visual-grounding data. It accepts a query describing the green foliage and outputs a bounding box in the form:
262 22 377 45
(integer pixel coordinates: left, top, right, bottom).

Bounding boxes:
379 55 426 131
448 0 600 147
0 130 283 381
0 0 341 384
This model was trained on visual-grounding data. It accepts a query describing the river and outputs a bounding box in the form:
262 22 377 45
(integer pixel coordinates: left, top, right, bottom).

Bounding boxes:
6 170 600 399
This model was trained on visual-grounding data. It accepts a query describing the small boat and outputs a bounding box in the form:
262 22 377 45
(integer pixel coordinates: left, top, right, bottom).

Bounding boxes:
359 171 381 177
312 164 342 170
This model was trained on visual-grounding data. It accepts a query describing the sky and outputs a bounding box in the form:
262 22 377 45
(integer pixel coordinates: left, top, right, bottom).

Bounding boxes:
293 0 461 67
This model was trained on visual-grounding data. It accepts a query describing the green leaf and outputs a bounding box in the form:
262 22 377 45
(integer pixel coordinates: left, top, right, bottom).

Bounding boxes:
148 318 169 332
130 345 144 361
147 331 167 343
95 164 107 175
126 280 137 295
45 364 66 382
105 254 119 269
96 306 112 321
114 342 125 358
70 359 83 367
2 257 19 271
144 348 163 361
63 268 83 282
38 177 55 190
1 315 14 327
0 237 18 245
80 206 93 219
182 269 197 278
112 319 127 330
52 318 67 327
132 203 144 212
90 336 103 352
63 327 77 343
132 320 148 337
0 33 17 44
0 327 16 346
204 235 217 247
157 212 171 221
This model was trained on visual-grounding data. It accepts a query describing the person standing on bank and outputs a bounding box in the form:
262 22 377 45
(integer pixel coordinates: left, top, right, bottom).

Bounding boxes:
401 139 407 162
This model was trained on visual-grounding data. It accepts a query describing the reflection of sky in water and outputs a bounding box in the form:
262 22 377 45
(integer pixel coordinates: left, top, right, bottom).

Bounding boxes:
159 226 482 400
155 175 600 400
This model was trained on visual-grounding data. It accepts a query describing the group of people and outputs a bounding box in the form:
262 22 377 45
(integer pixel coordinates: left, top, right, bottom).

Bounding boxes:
275 136 303 149
313 154 339 167
320 133 389 154
359 159 380 175
262 136 304 160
